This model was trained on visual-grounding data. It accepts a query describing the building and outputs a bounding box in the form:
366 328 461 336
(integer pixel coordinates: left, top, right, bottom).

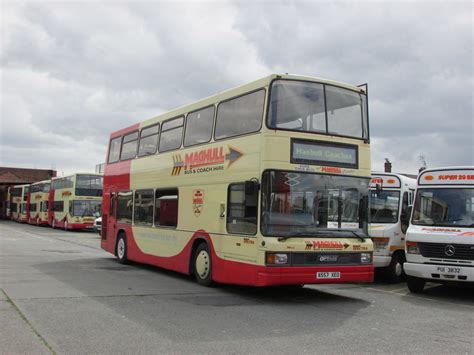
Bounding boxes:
0 167 57 219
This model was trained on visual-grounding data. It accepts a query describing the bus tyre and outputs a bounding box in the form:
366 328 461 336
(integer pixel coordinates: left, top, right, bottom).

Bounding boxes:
194 243 213 287
407 276 426 293
386 253 406 284
116 234 128 264
64 221 68 231
52 219 56 229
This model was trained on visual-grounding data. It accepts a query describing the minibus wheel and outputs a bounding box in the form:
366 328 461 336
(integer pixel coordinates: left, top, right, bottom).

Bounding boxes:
406 276 425 293
116 233 128 264
194 243 213 287
64 221 68 231
386 252 406 283
52 219 56 229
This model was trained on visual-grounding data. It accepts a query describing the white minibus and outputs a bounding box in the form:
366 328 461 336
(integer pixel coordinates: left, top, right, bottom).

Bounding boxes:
369 173 416 282
404 167 474 292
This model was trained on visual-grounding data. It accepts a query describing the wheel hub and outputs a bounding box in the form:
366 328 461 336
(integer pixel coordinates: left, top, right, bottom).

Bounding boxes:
195 250 210 279
395 262 402 277
118 239 125 259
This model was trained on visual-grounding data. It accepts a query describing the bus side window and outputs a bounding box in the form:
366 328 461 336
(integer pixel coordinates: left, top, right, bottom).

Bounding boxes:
155 189 179 228
117 191 133 224
134 189 154 226
138 124 160 157
121 131 139 160
108 136 122 163
215 90 265 140
159 117 184 153
227 183 257 235
52 201 64 212
184 106 215 147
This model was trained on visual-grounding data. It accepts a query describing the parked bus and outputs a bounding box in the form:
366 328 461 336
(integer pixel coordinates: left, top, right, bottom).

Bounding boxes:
0 186 11 219
404 167 474 293
101 74 373 287
369 173 416 282
49 173 103 230
27 180 51 225
10 184 29 222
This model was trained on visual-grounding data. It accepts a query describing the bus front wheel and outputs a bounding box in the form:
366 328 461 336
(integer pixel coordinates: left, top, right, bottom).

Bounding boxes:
116 233 128 264
407 276 426 293
194 243 213 287
386 252 406 283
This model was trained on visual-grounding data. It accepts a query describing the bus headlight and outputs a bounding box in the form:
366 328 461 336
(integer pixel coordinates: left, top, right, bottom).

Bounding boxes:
361 253 372 263
406 241 420 254
372 237 389 250
266 253 289 265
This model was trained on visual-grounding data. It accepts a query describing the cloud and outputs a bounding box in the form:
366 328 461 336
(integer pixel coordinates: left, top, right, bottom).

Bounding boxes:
0 1 472 176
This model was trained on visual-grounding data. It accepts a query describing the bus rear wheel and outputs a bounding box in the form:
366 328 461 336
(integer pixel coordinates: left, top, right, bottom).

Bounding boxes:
116 233 128 264
407 276 426 293
194 243 213 287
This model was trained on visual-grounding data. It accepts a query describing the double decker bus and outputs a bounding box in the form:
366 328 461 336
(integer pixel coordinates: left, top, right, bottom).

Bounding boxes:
48 173 103 230
10 184 29 222
101 74 373 287
404 167 474 292
27 180 51 225
369 173 416 282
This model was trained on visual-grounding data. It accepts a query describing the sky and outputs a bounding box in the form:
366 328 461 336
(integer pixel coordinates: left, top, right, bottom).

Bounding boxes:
1 0 473 176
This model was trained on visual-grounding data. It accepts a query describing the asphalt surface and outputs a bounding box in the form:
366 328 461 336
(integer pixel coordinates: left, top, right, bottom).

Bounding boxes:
1 220 473 354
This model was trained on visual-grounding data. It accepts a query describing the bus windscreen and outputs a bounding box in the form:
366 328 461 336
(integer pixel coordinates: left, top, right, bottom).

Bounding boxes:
268 80 368 139
75 175 103 197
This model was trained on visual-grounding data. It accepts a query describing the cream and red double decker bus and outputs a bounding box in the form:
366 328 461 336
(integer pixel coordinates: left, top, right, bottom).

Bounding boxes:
10 184 29 222
101 74 373 287
48 173 103 230
27 180 51 225
404 167 474 293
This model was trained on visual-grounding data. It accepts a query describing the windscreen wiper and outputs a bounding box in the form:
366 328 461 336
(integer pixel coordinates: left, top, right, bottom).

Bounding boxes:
337 229 366 242
276 231 333 242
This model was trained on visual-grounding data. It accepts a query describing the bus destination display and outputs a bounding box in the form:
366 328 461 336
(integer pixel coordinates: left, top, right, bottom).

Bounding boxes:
291 139 358 168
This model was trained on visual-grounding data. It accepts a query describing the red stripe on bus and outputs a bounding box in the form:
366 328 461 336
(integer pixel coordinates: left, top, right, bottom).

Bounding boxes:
104 227 373 286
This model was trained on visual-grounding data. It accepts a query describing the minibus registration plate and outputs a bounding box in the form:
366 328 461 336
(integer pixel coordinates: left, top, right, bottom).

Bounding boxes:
317 272 341 279
436 266 461 274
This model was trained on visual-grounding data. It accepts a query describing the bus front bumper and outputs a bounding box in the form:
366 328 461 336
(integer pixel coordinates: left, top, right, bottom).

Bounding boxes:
255 265 374 286
404 262 474 282
68 223 94 230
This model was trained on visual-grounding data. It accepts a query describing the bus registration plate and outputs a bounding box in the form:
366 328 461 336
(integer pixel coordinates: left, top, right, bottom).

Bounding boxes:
317 271 341 279
436 266 461 274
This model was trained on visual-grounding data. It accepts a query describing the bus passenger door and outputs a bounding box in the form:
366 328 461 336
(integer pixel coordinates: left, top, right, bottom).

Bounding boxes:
104 192 116 243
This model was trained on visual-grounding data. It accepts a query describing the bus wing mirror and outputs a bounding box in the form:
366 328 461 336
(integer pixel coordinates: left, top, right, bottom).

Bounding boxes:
402 205 412 224
245 180 260 195
401 205 412 233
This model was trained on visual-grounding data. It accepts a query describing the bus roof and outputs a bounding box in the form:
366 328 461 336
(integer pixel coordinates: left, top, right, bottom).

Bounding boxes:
370 172 416 189
109 73 367 139
418 166 474 186
30 179 51 186
12 184 30 188
51 173 102 180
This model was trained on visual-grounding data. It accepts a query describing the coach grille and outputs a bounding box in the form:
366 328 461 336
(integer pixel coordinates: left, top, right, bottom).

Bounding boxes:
292 252 363 266
419 242 474 261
